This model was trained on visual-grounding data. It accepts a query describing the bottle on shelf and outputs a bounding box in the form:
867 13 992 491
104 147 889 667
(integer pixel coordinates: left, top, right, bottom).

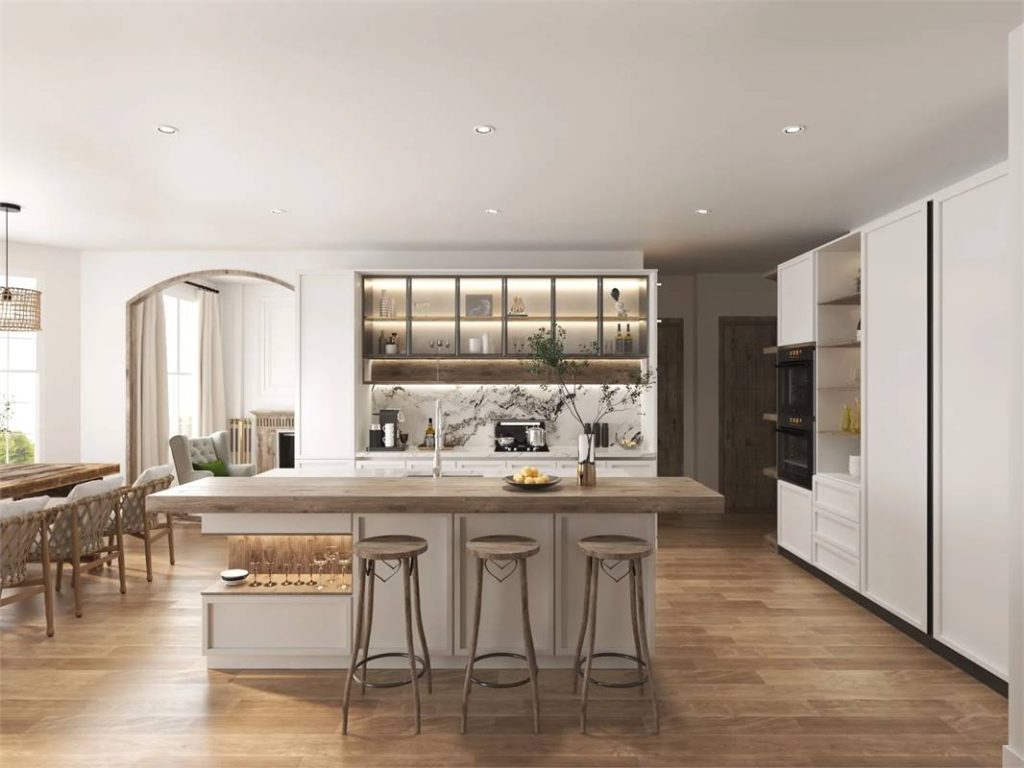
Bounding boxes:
624 323 633 355
424 418 436 448
377 330 386 355
615 323 624 355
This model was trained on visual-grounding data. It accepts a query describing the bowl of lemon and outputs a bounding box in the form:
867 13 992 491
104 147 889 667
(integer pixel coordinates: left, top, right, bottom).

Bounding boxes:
503 466 561 491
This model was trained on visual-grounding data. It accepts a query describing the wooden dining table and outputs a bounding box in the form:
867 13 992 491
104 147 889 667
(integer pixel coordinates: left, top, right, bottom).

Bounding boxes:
0 462 121 500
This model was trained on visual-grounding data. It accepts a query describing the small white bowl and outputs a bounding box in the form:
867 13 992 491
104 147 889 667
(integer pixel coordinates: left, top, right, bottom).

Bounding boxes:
220 568 249 586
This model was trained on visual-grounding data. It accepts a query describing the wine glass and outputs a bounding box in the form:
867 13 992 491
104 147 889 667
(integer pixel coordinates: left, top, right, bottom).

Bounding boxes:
313 554 327 591
248 559 259 587
325 547 339 586
428 339 436 353
281 562 292 587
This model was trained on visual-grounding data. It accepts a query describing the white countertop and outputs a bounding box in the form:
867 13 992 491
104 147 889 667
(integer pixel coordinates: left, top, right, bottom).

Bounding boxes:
355 446 656 460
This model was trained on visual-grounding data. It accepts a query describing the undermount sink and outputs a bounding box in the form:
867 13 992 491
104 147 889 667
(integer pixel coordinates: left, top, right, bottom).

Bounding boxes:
404 470 483 478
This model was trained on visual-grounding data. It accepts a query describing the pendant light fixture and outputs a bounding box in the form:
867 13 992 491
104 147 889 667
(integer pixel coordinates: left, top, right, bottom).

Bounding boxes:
0 203 41 332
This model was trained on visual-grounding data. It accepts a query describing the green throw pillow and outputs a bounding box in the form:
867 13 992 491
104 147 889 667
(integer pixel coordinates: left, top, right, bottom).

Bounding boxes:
192 459 229 477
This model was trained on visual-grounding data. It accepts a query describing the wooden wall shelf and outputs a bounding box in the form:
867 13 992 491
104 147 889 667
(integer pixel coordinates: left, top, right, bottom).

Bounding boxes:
364 357 645 385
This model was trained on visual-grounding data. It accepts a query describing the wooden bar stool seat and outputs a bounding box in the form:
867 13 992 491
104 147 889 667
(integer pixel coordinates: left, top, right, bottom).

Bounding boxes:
342 534 431 735
461 534 541 735
574 534 659 735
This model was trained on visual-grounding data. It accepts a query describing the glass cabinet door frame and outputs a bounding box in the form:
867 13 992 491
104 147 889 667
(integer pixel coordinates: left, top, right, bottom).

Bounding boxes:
361 274 647 359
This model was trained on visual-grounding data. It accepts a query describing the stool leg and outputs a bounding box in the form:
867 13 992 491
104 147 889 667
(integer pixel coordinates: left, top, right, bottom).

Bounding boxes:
359 560 376 696
460 557 484 734
114 506 127 595
142 507 154 582
341 558 367 735
55 561 63 593
411 556 432 694
628 560 645 695
402 557 421 735
70 511 83 618
518 558 540 734
572 555 593 695
579 557 599 734
166 512 176 566
634 557 659 734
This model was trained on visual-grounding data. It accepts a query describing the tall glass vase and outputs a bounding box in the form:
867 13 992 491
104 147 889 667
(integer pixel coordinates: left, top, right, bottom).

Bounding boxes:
577 432 597 486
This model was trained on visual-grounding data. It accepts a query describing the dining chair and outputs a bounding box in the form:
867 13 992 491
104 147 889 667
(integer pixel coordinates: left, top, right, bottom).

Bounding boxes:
115 465 175 581
0 496 55 636
45 475 126 618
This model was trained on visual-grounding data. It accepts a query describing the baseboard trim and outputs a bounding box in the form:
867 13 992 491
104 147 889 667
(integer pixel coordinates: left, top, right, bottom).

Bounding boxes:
777 546 1009 697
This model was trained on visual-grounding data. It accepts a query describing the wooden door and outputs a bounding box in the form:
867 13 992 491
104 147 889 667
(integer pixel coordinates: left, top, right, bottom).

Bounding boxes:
656 318 684 476
719 317 777 511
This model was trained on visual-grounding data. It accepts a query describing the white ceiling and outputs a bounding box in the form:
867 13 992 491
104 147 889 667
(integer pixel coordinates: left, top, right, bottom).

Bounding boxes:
1 1 1020 273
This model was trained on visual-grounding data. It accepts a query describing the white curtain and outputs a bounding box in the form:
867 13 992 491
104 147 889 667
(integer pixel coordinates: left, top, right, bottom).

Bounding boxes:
198 290 226 435
131 293 169 479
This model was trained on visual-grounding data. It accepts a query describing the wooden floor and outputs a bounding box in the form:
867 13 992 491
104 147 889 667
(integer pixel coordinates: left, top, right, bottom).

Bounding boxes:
0 514 1007 767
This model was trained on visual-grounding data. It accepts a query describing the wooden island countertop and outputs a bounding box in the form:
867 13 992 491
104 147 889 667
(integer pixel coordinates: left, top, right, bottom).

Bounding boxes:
148 475 723 516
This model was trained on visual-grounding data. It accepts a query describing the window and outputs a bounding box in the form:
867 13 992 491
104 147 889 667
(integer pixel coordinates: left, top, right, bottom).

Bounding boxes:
0 276 39 464
164 290 199 437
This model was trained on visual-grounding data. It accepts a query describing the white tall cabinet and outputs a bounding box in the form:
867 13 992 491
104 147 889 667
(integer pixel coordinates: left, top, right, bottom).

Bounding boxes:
296 271 358 462
861 203 930 632
777 251 815 346
932 166 1011 677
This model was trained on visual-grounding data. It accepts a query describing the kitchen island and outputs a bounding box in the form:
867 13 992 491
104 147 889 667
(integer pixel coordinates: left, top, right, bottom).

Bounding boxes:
149 474 722 669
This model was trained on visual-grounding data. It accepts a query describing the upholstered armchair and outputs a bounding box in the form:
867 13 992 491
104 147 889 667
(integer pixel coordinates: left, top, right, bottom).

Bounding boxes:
169 431 256 484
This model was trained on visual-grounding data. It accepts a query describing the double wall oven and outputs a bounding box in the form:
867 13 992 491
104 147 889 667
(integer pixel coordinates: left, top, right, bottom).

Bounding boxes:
777 344 814 489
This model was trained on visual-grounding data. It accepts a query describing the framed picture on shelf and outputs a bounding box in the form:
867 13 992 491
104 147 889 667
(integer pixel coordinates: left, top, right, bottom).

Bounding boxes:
465 294 494 317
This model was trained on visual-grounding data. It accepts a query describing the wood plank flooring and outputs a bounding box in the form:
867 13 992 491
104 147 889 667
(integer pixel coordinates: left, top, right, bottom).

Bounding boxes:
0 514 1007 767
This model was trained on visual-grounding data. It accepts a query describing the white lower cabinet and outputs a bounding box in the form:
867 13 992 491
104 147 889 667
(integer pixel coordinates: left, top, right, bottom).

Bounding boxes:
353 513 453 655
202 593 351 669
554 513 656 655
777 480 812 561
812 539 860 591
454 459 509 477
455 513 555 656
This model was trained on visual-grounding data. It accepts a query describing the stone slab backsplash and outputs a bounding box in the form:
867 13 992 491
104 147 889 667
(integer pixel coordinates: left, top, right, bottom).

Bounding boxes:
371 385 643 448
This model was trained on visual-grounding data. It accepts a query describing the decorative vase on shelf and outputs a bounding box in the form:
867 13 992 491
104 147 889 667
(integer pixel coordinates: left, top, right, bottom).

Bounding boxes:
577 432 597 487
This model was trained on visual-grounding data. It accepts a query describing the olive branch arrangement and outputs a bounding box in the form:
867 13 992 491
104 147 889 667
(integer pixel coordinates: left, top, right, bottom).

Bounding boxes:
523 325 655 435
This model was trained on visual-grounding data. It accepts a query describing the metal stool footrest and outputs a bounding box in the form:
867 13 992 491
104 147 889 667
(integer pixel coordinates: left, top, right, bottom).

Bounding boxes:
351 652 427 689
576 651 649 689
469 652 535 689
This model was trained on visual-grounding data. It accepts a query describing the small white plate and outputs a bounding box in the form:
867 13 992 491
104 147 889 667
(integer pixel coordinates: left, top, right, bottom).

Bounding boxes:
220 568 249 584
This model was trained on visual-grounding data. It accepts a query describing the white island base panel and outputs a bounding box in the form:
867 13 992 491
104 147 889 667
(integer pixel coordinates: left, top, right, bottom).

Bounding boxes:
200 510 656 670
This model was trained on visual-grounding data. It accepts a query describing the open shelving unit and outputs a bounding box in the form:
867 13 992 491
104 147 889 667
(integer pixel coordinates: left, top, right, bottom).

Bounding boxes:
815 233 862 480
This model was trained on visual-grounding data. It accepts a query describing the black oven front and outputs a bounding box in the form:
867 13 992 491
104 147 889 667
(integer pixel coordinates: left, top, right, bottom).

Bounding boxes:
777 425 813 489
777 344 814 422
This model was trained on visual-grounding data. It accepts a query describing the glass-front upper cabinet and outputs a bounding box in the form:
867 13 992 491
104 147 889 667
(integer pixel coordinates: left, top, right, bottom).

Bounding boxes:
409 277 456 355
363 276 407 356
459 277 503 355
555 277 599 356
505 277 552 356
602 275 648 356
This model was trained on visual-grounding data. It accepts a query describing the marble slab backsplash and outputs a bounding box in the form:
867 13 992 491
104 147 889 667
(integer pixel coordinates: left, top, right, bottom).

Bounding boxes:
371 385 643 448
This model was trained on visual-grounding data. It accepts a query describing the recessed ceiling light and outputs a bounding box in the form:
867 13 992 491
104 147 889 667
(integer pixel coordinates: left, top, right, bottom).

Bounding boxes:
782 125 806 135
656 282 663 287
485 208 501 215
270 209 288 215
156 125 179 135
474 125 495 135
694 208 711 215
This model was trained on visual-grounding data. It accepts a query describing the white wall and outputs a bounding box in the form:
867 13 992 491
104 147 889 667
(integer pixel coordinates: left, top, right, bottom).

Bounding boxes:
78 250 642 466
8 242 81 462
217 279 296 419
656 272 778 491
1007 24 1023 768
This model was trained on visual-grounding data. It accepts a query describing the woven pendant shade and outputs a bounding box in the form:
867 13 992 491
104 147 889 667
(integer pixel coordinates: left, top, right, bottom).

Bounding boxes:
0 202 41 332
0 287 41 332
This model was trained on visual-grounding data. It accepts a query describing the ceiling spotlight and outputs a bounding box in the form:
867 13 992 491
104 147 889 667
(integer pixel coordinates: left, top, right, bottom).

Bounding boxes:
694 208 711 215
474 125 495 135
656 282 663 287
156 125 179 135
782 125 806 135
485 208 501 215
270 209 288 215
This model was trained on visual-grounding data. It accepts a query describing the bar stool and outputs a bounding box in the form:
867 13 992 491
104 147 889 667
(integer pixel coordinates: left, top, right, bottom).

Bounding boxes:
461 534 541 735
342 534 431 735
573 534 658 735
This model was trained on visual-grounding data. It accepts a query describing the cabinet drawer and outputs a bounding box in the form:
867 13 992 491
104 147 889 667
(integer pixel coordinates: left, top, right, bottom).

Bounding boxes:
813 476 861 522
453 460 508 477
813 507 859 556
812 538 860 590
598 460 657 478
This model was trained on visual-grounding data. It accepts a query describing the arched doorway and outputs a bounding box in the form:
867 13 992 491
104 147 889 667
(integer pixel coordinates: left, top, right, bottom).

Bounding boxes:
125 269 294 481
